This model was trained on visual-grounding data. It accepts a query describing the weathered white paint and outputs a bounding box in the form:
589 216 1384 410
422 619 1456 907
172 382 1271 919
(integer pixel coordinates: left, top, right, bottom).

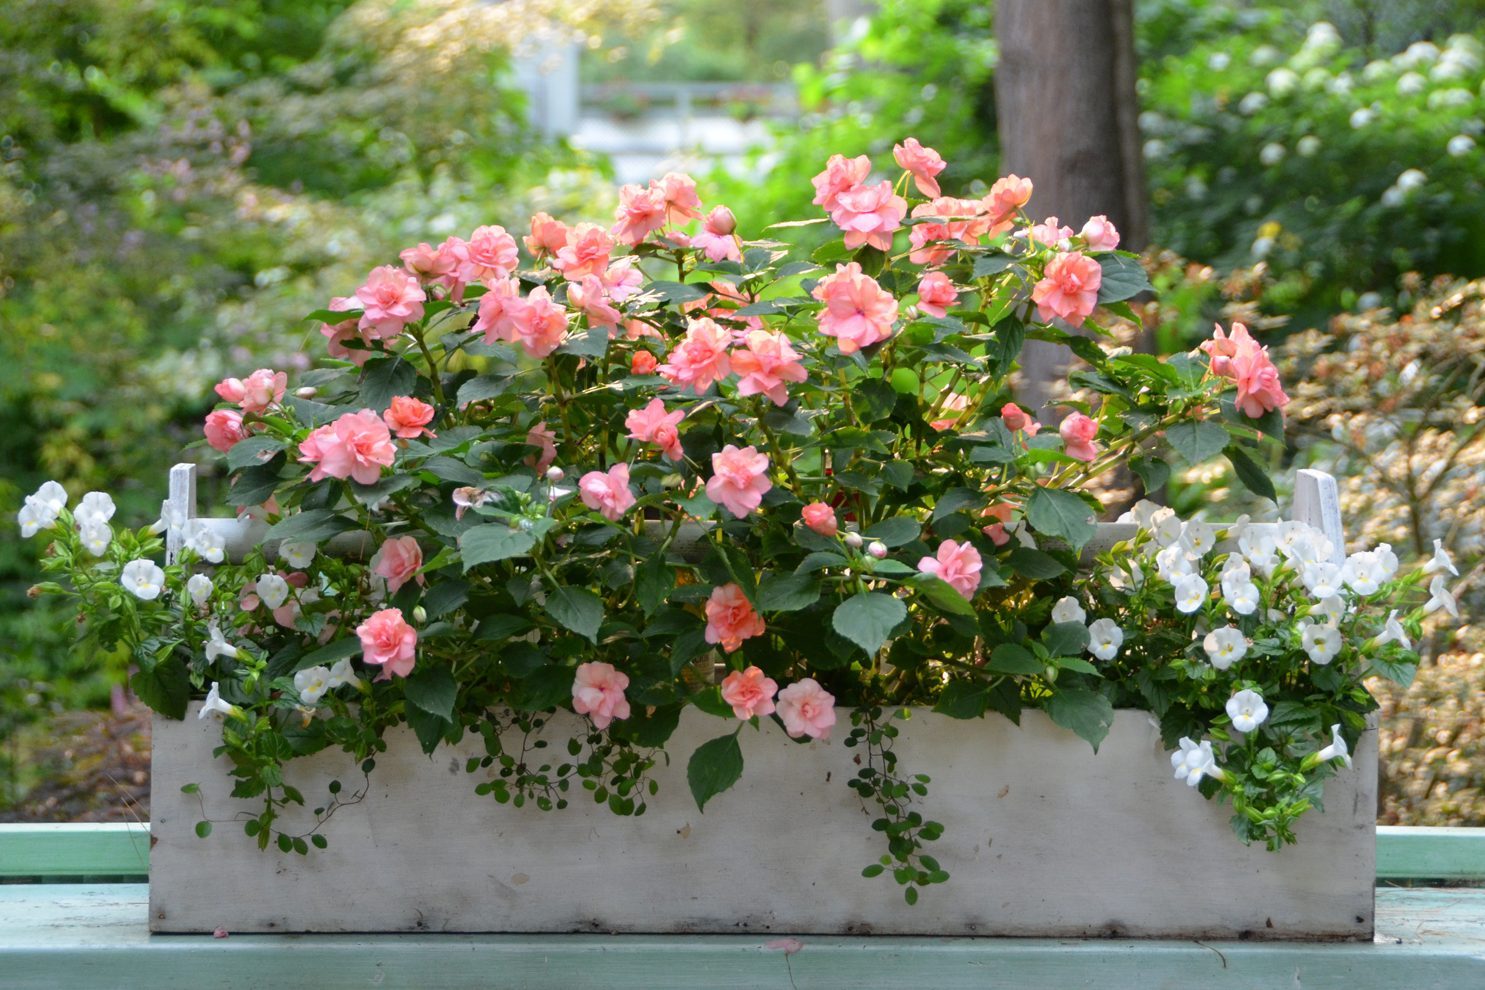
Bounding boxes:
150 707 1377 938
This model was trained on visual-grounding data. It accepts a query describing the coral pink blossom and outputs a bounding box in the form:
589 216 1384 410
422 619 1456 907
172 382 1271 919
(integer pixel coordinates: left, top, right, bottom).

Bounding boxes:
776 678 837 740
731 330 808 406
631 350 658 376
930 391 970 431
371 535 424 595
1059 412 1101 462
1001 402 1040 436
354 266 427 340
602 258 644 302
812 262 899 355
720 665 778 719
984 173 1034 224
510 286 569 359
578 463 637 522
298 409 396 485
811 153 871 213
625 397 686 461
215 368 286 415
399 240 460 292
453 225 519 286
204 409 247 452
356 608 417 680
830 180 908 251
705 584 767 654
658 317 733 394
1022 216 1074 250
525 421 557 472
651 171 702 225
320 296 371 365
572 661 630 730
1031 251 1102 325
1080 215 1121 251
472 277 521 346
916 272 959 318
800 502 838 537
691 206 742 262
552 222 614 281
917 539 984 601
1230 345 1290 418
383 396 436 439
893 138 947 198
907 196 999 264
612 184 667 246
981 503 1015 547
706 444 772 519
567 275 622 330
524 212 570 260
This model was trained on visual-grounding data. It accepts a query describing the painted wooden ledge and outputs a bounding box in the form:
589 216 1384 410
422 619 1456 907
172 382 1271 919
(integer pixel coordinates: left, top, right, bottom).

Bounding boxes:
0 884 1480 990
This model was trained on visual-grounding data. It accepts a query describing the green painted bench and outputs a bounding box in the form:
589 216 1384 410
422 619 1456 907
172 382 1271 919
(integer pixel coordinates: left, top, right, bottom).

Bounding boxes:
1 823 1482 988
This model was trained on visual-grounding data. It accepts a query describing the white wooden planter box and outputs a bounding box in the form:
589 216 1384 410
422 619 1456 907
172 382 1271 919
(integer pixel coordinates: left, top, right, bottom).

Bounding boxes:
150 468 1374 938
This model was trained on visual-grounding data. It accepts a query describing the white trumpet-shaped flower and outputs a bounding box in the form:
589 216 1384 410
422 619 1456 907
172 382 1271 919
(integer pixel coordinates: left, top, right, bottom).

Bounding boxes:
120 559 165 601
1180 521 1217 557
324 657 360 692
1224 580 1260 616
74 491 116 529
186 573 214 607
1341 551 1384 596
279 541 317 569
293 666 332 707
17 480 67 537
1423 539 1458 578
1302 562 1343 599
1316 723 1352 768
1051 596 1087 626
205 622 240 662
198 682 242 720
1203 626 1248 670
185 520 226 565
1171 737 1220 787
79 521 112 557
1174 575 1209 614
1301 622 1342 665
254 573 291 611
1424 574 1459 618
1376 610 1411 651
1087 618 1124 661
1226 689 1270 734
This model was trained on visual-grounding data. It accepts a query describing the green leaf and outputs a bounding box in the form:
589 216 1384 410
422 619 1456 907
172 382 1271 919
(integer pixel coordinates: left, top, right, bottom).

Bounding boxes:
1129 454 1171 495
913 576 977 617
1096 254 1153 303
796 551 847 574
1025 488 1096 551
266 509 354 544
405 705 450 755
687 733 744 812
195 821 213 839
863 516 921 547
360 357 417 413
1045 688 1116 751
757 572 821 613
934 679 991 719
635 555 674 616
226 435 286 472
831 592 907 656
456 374 512 408
1165 421 1229 465
649 280 709 304
545 586 604 643
1042 621 1090 658
293 637 362 671
973 254 1017 278
227 464 283 507
403 666 457 723
559 326 609 359
422 579 471 620
932 487 982 522
986 643 1043 675
459 525 536 570
1006 547 1067 580
1225 445 1277 501
130 656 190 720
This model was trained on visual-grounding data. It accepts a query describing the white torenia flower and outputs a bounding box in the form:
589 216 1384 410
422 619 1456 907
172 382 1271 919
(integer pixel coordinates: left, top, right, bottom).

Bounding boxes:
185 520 226 564
1202 626 1248 670
1374 543 1400 581
1376 610 1411 651
1424 575 1459 617
1424 539 1458 578
1180 521 1217 557
1227 582 1260 616
1173 575 1209 614
120 559 166 601
78 521 112 557
324 657 360 691
205 622 240 662
1051 596 1087 626
1316 724 1352 768
1301 622 1342 665
254 573 291 611
74 491 116 528
1341 551 1384 595
293 666 332 706
1171 737 1220 787
1312 594 1345 624
198 682 241 721
1122 499 1161 529
279 541 317 569
1226 689 1269 733
1155 543 1194 582
17 480 67 537
1151 508 1184 548
1087 618 1123 661
1220 555 1251 585
1301 562 1343 599
1239 528 1279 575
186 573 214 607
151 498 186 536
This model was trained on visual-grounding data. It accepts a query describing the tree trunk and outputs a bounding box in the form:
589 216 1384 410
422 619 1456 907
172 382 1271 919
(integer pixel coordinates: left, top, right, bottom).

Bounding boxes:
994 0 1148 419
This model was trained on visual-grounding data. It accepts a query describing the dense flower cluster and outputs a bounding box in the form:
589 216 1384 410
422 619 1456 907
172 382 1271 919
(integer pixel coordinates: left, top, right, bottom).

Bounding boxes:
21 139 1372 900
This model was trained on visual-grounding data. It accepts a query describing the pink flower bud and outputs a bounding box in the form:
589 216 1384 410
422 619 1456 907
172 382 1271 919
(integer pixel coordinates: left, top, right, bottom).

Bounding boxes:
844 531 864 549
868 541 888 559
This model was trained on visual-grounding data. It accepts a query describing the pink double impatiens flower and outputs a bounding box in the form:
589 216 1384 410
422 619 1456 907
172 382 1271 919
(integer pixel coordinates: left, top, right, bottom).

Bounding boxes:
706 445 772 519
572 661 631 730
356 607 417 680
917 539 984 601
299 409 397 485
